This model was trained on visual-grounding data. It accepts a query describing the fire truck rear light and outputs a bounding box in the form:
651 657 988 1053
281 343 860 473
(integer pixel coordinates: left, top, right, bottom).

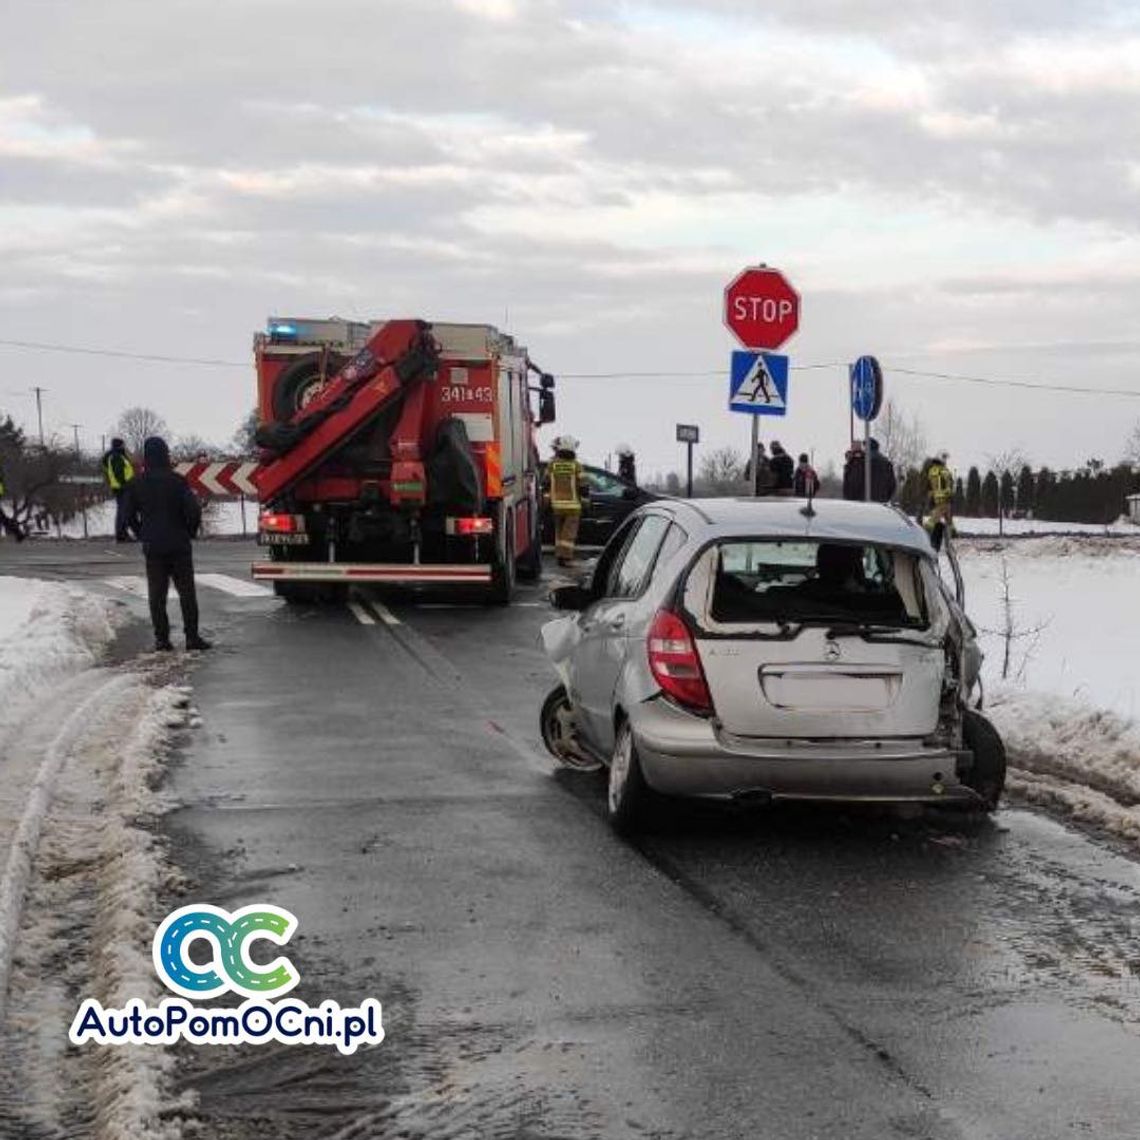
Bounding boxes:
260 512 304 534
449 516 494 536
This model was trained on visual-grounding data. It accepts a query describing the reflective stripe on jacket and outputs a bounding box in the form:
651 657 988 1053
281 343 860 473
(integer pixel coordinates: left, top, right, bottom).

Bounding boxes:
103 452 135 491
928 463 953 504
548 458 583 512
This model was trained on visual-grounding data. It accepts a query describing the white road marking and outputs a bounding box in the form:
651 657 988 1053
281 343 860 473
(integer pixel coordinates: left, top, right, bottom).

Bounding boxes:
195 573 274 598
368 599 402 626
348 601 376 626
104 573 272 598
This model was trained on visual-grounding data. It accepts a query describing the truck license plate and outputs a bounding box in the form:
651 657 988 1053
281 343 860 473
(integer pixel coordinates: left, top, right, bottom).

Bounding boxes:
258 534 309 546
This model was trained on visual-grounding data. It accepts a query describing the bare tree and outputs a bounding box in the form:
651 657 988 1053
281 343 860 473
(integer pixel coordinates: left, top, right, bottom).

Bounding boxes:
697 446 745 496
232 408 260 458
976 557 1052 681
876 398 927 474
1124 419 1140 467
171 434 227 462
113 406 169 456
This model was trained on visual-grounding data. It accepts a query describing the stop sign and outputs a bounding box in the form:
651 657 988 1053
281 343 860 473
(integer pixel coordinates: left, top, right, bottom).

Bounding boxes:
723 266 800 350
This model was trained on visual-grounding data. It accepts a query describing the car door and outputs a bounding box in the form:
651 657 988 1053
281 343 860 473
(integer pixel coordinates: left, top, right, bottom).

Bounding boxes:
573 514 672 754
579 467 636 547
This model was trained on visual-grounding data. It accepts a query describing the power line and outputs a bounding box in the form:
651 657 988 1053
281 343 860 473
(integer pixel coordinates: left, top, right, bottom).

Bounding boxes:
2 335 1139 398
0 338 245 368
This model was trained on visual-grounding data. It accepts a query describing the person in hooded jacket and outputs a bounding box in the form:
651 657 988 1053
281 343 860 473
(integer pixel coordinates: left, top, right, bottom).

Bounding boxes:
123 437 210 651
769 441 794 495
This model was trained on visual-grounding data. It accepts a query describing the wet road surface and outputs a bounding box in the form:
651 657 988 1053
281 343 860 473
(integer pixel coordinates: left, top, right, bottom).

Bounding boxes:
1 538 1138 1138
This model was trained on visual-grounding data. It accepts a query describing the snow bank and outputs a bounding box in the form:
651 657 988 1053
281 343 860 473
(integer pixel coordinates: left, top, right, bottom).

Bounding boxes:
0 577 123 744
957 516 1136 537
954 539 1140 844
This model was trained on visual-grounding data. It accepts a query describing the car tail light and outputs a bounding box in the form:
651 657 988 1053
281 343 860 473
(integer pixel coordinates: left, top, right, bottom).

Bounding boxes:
260 512 303 534
647 609 713 714
449 516 494 536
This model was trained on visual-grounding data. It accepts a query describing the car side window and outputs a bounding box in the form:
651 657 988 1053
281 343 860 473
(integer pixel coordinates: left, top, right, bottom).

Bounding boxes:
582 468 625 498
591 517 640 596
609 515 670 598
652 523 689 574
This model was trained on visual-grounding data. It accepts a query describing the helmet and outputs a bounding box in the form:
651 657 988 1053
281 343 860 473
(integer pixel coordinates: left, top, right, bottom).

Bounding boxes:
615 443 634 457
552 435 579 452
111 437 125 449
938 450 950 462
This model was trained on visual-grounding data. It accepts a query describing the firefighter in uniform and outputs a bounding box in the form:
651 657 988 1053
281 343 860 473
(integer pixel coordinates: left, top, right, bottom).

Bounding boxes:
924 451 955 552
101 437 137 541
545 436 589 567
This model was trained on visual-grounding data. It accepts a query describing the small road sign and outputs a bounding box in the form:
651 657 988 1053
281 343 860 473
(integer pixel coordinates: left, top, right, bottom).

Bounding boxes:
850 356 883 422
175 460 260 497
723 266 800 350
675 424 700 444
729 352 789 417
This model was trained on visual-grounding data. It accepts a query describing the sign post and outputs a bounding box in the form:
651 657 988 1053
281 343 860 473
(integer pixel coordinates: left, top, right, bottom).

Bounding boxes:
849 355 884 502
723 265 800 496
675 424 699 497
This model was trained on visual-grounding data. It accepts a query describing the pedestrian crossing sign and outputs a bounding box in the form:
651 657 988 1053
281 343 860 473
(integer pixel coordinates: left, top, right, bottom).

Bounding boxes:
729 351 789 416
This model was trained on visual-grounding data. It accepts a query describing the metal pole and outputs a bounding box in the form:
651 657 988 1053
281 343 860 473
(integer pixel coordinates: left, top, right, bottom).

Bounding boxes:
863 416 872 502
240 494 248 536
70 424 81 455
686 443 693 498
750 417 760 497
33 387 46 446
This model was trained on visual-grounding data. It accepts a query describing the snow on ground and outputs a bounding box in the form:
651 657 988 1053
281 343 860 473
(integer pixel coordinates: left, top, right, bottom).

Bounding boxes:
46 497 251 539
957 516 1136 537
0 577 192 1136
957 537 1140 843
0 577 124 746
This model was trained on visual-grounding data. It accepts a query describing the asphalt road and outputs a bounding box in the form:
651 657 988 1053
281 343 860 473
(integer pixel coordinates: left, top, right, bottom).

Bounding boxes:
2 538 1139 1139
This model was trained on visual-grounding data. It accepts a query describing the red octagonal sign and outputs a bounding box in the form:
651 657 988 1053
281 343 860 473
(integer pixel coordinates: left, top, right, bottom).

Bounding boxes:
723 266 800 350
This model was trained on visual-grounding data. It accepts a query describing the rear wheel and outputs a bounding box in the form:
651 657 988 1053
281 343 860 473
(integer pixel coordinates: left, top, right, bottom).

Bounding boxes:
608 721 658 835
962 709 1007 811
540 685 601 770
488 512 516 605
517 505 543 581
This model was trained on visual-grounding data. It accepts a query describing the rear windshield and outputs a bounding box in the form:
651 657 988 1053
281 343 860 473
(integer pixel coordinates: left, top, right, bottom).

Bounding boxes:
707 539 928 628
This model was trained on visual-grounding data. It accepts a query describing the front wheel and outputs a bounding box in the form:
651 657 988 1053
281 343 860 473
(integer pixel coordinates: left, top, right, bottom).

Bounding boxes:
962 709 1007 811
540 686 601 771
608 721 658 834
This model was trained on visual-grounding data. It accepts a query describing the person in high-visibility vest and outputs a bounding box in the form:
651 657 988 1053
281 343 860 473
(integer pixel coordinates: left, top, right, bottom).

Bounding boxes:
101 437 136 541
923 451 955 551
544 436 589 567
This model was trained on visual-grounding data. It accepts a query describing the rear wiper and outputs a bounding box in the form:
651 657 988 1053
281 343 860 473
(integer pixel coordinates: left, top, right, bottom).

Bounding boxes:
751 620 804 641
825 622 936 646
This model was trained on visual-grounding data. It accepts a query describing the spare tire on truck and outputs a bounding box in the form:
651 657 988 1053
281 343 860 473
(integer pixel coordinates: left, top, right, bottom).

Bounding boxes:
271 352 349 422
426 417 484 514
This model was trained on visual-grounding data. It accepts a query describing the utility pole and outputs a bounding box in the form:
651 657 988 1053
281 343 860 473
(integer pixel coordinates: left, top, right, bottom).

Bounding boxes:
32 386 47 447
69 423 82 455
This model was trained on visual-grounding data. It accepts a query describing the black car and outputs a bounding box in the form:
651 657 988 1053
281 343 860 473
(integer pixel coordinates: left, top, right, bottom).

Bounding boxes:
540 463 660 548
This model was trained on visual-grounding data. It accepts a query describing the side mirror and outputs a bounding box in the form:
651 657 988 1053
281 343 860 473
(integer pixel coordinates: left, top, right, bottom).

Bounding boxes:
538 390 556 425
540 372 556 390
621 485 638 500
550 584 592 611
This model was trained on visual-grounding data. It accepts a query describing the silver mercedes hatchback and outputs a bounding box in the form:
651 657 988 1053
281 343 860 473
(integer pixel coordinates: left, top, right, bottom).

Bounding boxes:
539 498 1005 833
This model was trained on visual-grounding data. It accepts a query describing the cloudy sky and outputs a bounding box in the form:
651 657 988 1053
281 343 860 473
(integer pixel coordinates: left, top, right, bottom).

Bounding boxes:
3 0 1140 478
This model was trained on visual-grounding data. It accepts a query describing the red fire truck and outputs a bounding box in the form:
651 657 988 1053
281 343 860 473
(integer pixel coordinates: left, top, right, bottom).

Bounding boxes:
250 316 555 603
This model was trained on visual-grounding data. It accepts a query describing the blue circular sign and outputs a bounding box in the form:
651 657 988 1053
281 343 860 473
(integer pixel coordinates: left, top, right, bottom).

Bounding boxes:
851 356 883 422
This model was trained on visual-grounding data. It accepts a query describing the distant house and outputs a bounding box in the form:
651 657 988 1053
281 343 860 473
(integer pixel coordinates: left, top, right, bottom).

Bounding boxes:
1128 493 1140 525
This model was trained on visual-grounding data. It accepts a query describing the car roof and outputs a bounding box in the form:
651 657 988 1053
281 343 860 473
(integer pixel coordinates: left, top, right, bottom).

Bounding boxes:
644 497 935 556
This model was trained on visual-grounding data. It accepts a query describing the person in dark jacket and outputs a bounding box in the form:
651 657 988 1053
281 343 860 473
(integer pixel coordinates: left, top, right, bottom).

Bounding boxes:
123 437 210 651
769 441 794 495
792 453 819 498
101 437 136 542
842 439 896 502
